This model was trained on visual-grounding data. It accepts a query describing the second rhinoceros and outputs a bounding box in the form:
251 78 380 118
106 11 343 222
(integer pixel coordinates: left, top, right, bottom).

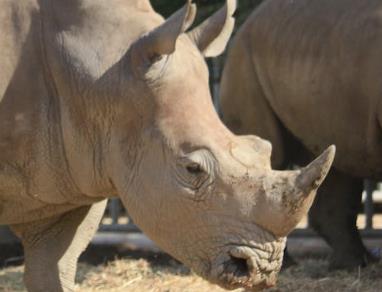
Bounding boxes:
0 0 334 291
221 0 379 270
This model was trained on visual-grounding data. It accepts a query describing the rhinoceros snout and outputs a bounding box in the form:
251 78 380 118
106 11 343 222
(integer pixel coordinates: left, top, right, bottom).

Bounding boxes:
210 244 283 291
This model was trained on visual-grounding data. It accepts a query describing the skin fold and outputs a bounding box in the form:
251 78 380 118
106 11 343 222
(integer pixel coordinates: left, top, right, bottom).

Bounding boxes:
220 0 381 270
0 0 334 291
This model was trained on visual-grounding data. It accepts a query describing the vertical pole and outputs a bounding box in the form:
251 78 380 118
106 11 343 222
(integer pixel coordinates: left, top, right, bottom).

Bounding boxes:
110 198 120 226
364 180 375 230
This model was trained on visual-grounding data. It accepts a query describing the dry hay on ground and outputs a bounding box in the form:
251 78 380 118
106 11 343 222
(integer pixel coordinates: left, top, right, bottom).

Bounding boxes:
270 259 382 292
1 256 382 292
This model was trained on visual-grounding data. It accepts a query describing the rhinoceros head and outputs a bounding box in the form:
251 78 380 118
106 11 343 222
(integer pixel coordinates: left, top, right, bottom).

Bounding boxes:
50 0 334 290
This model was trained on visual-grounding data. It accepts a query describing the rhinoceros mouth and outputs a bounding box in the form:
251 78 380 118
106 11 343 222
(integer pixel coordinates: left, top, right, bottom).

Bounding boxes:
211 245 283 291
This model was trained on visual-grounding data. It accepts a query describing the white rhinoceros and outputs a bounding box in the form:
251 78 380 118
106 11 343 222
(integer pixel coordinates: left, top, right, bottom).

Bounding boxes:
0 0 334 291
220 0 380 271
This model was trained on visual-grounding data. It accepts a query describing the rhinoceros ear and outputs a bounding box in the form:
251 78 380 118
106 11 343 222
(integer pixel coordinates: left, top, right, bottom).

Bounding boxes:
134 0 196 63
188 0 237 57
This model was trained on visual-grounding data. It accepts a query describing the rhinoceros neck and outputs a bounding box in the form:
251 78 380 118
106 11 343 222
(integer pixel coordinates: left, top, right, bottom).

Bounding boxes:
0 1 108 225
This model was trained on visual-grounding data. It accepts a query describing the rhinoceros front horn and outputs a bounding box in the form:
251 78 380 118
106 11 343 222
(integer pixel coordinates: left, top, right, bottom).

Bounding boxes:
296 145 336 194
279 145 335 236
255 145 335 237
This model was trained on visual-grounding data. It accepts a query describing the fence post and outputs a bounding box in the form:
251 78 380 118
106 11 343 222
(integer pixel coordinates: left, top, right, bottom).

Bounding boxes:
364 180 375 230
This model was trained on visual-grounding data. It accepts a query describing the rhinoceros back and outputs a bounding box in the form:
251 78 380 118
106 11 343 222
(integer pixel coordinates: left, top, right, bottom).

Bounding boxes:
244 0 382 177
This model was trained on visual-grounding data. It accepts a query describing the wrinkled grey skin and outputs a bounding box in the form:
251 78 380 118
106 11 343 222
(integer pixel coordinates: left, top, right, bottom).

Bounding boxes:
0 0 334 291
220 0 380 271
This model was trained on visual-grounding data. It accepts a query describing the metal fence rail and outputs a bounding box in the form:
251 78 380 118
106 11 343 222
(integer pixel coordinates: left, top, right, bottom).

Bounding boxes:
99 199 139 233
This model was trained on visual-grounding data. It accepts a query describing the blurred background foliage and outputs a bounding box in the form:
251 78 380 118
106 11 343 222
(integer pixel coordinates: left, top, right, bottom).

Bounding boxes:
152 0 263 29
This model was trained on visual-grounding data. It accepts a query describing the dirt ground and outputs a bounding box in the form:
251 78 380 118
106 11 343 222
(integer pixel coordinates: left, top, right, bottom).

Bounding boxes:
1 210 382 292
1 247 382 292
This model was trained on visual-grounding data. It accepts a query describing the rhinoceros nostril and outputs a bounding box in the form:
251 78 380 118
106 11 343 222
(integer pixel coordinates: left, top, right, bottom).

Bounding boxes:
228 254 250 278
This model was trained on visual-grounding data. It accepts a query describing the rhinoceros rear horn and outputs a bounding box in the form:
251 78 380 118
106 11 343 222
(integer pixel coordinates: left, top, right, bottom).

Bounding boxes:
188 0 237 57
136 0 196 59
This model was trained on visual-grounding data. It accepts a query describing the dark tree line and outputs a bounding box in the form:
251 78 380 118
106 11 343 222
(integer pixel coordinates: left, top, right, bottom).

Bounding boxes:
152 0 263 28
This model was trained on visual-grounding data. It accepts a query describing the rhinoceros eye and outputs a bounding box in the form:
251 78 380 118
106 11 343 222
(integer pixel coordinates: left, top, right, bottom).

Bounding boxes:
177 150 214 192
186 163 204 175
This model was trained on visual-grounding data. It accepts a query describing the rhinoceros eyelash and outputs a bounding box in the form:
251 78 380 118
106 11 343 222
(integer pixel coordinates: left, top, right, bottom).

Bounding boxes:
148 53 164 64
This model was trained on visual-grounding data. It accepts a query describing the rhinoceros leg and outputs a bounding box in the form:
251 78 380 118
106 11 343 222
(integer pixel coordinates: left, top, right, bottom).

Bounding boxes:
308 169 377 269
11 200 107 292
